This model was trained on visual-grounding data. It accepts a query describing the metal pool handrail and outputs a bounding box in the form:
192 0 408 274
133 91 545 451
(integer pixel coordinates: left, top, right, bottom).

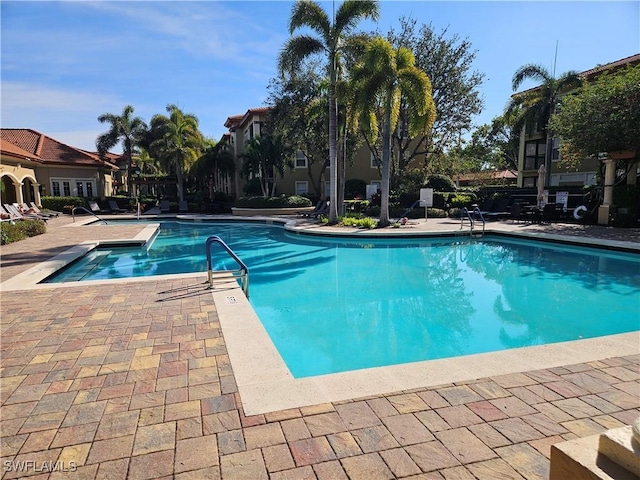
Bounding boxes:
72 206 108 224
205 235 249 297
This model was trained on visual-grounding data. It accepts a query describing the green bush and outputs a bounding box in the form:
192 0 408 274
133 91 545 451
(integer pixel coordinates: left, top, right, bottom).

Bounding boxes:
41 196 85 213
425 174 456 192
1 219 47 245
235 195 312 208
447 192 476 208
338 215 378 229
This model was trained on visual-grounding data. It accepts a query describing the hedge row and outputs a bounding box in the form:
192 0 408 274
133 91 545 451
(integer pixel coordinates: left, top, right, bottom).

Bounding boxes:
1 219 47 245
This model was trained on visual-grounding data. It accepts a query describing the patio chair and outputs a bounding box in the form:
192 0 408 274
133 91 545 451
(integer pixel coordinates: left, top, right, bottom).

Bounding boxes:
311 201 329 219
160 199 171 213
88 200 110 214
299 200 324 217
30 202 60 217
542 203 558 223
178 200 189 213
108 200 127 214
0 205 17 222
4 203 47 221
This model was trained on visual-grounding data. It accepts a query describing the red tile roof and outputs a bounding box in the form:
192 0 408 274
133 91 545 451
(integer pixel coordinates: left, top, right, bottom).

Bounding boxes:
224 106 273 130
513 53 640 97
581 53 640 79
0 128 118 171
0 138 42 161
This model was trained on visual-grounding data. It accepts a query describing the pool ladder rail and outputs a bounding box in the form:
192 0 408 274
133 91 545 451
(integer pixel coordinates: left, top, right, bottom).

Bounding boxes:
205 235 249 298
460 206 485 237
71 206 108 225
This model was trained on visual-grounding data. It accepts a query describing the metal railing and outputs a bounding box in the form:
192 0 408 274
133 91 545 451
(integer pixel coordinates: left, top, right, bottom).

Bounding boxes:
72 206 108 224
205 235 249 297
460 206 485 237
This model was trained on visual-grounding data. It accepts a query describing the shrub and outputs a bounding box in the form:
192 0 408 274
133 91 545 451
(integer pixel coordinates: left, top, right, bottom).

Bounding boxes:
447 192 476 208
41 196 85 213
340 215 378 228
235 195 312 208
1 219 47 245
425 174 456 192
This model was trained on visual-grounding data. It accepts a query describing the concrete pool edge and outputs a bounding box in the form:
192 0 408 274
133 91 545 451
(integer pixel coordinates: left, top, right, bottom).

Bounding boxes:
211 281 640 416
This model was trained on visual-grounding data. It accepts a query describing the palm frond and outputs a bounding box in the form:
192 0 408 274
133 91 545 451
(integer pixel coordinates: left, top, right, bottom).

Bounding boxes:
278 36 325 75
512 63 551 91
289 0 329 36
335 0 379 34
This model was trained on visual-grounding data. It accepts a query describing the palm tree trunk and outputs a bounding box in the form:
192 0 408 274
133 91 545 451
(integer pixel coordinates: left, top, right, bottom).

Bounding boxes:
379 107 392 228
175 161 184 202
328 66 339 224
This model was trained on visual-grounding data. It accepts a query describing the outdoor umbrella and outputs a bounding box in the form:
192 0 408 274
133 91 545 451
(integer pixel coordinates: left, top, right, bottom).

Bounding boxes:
537 164 546 208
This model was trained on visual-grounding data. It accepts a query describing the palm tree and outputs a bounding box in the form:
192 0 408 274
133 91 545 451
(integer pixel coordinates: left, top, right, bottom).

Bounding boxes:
190 140 236 200
240 135 291 197
148 105 203 202
350 37 436 227
278 0 379 224
506 64 582 186
96 105 147 197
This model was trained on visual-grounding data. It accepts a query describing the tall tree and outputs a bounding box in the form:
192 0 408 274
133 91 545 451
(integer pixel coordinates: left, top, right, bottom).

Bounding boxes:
148 105 203 202
267 64 329 198
278 0 379 224
96 105 147 197
239 135 292 197
190 139 236 200
350 37 436 227
550 65 640 170
506 63 582 186
388 17 484 172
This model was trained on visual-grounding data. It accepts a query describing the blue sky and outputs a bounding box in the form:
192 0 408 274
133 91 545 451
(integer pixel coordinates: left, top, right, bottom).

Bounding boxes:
2 1 638 153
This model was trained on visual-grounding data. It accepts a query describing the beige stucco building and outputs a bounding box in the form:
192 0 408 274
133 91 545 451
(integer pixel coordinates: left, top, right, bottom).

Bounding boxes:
1 129 118 206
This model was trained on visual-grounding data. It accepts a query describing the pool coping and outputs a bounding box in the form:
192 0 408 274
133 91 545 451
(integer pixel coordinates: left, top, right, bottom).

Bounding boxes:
215 273 639 415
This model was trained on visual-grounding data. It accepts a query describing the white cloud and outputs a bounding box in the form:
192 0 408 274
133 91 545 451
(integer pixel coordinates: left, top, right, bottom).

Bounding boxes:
1 82 125 151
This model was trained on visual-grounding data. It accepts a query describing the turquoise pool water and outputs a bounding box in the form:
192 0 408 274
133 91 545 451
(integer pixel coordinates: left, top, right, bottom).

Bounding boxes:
46 221 640 377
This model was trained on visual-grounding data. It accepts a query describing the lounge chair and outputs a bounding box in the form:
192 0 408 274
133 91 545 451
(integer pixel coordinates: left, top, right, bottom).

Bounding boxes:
0 205 18 222
299 200 324 218
160 200 171 213
29 202 60 217
108 200 127 213
4 203 47 221
88 200 110 214
483 198 512 220
178 200 189 213
311 201 329 219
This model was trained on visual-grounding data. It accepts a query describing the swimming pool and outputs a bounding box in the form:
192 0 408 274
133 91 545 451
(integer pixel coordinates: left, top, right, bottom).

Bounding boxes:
45 220 640 377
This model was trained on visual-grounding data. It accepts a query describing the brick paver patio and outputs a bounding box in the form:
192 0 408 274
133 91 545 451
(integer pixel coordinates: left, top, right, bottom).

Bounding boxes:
1 215 638 479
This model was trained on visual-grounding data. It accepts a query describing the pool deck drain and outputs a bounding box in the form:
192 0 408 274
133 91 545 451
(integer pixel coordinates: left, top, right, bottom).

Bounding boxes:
1 214 638 479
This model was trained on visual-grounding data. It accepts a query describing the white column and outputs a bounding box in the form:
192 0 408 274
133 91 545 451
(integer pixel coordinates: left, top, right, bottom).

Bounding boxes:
602 159 615 206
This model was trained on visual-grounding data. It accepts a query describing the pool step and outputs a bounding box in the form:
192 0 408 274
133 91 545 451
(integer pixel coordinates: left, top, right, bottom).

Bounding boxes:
63 250 113 281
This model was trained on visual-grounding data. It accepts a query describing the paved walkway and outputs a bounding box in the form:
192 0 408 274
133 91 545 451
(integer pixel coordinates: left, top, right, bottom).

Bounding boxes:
1 215 638 479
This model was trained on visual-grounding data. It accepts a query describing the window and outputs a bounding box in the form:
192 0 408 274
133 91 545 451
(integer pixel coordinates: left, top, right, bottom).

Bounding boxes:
523 177 535 188
524 140 545 170
295 181 308 196
551 137 560 161
324 181 330 199
294 151 307 169
370 152 380 169
51 178 96 197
